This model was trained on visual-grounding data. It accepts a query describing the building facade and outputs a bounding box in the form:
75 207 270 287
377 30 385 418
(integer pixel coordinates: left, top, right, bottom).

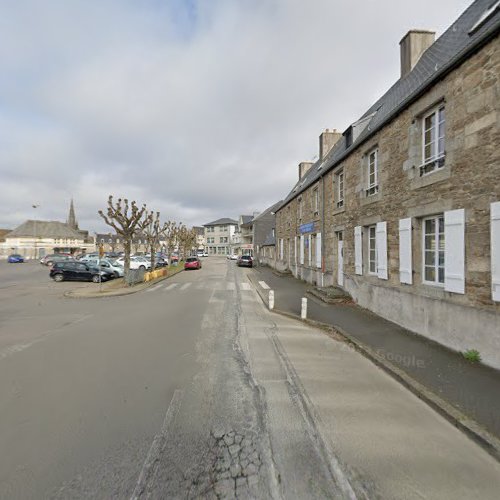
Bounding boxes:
274 0 500 369
203 218 238 255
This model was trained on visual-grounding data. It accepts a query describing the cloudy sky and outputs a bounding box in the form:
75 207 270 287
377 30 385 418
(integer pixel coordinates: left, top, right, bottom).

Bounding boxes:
0 0 472 232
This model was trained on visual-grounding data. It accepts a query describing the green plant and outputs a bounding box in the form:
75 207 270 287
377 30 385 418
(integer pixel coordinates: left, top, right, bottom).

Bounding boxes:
462 349 481 363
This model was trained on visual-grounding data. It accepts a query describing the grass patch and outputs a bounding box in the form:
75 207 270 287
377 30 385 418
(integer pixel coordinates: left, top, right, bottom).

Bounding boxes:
462 349 481 363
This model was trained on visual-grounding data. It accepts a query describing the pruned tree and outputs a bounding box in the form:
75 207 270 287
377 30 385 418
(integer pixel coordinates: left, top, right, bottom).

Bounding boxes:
178 226 197 258
161 221 179 263
140 211 171 270
98 196 147 277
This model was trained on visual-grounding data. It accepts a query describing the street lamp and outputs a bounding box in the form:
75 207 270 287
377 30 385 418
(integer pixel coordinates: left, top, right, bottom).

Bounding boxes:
32 204 39 260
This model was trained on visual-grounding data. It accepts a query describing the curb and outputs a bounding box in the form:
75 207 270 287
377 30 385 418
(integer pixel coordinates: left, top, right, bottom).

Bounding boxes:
248 272 500 463
64 268 184 299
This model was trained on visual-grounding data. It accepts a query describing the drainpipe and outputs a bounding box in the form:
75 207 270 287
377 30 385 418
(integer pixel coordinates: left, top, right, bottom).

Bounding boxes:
321 174 325 288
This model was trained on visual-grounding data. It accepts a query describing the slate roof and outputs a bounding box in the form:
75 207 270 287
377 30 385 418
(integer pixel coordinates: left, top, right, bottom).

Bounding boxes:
7 220 85 239
280 0 500 207
262 232 276 246
204 218 238 226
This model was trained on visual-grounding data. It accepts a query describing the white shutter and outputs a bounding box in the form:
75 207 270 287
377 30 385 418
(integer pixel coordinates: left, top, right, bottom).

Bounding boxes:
300 235 304 265
279 239 283 260
294 236 297 265
491 202 500 301
316 233 322 269
399 218 412 284
444 209 465 294
308 235 312 265
376 221 388 280
354 226 362 275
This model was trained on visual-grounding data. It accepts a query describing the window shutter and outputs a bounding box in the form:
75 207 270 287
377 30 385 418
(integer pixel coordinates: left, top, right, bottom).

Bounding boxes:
354 226 362 275
399 218 412 284
376 221 388 280
316 233 322 269
444 209 465 294
279 239 283 260
491 202 500 301
294 236 297 265
308 235 312 265
300 235 304 265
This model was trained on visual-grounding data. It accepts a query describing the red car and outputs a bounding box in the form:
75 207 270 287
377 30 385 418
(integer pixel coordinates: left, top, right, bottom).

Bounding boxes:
184 257 202 270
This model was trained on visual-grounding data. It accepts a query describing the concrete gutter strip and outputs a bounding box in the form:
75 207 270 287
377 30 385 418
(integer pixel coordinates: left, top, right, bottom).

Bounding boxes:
248 273 500 463
64 268 184 299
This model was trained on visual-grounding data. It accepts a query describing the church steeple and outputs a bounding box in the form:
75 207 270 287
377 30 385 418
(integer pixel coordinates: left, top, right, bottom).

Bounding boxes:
67 199 78 230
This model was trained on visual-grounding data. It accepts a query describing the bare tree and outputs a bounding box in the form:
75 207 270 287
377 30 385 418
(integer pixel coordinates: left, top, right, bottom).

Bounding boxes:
98 196 147 277
161 221 179 263
140 211 171 271
178 226 197 259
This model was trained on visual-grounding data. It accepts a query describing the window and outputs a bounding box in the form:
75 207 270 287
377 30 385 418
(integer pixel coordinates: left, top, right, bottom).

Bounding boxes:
368 226 377 274
366 149 379 196
423 215 445 285
336 169 344 208
421 106 445 175
313 187 319 215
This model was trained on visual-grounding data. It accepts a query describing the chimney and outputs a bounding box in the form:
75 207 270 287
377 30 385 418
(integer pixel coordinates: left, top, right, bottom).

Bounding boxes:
298 161 313 180
319 129 342 160
400 30 435 78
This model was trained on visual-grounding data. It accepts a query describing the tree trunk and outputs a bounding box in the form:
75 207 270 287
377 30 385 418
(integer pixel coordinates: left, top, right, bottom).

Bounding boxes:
124 239 131 278
150 241 155 270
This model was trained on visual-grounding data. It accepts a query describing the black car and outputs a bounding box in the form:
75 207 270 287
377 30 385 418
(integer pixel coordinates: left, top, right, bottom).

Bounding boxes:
237 255 253 268
50 261 114 283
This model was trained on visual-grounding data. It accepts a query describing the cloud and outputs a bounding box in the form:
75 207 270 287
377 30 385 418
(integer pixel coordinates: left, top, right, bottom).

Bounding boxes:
0 0 472 232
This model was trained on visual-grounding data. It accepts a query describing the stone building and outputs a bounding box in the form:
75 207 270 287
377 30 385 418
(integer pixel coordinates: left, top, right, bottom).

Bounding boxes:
203 218 238 255
0 200 94 259
252 201 282 266
274 0 500 368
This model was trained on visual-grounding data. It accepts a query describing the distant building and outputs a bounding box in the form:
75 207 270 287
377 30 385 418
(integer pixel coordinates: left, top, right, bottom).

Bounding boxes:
203 218 238 256
193 226 205 250
0 200 94 259
252 201 282 265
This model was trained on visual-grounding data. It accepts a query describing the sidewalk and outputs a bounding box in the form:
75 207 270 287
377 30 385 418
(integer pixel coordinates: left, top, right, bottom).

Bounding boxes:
248 265 500 459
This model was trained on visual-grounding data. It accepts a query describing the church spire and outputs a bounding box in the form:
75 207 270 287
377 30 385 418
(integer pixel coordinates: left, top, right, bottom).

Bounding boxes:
67 199 78 230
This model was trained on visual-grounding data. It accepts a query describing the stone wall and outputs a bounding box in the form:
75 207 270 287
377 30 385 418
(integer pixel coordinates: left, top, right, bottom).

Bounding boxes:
274 34 500 367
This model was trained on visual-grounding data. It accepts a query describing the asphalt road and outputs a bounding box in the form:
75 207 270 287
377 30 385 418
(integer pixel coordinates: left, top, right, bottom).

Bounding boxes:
1 258 500 499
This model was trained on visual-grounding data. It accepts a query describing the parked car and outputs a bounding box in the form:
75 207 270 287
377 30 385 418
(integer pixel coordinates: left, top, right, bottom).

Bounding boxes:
86 258 124 277
78 253 99 262
115 256 152 270
237 255 253 268
49 261 114 283
184 257 202 270
40 254 74 266
7 254 24 263
202 252 209 257
228 254 239 260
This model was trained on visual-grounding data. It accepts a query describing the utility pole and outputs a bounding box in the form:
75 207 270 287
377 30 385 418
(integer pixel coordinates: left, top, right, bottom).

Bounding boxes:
32 204 39 260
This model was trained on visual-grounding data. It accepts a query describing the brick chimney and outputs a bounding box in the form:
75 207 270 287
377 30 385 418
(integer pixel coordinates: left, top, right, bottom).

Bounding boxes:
400 30 435 78
319 129 342 160
298 161 313 180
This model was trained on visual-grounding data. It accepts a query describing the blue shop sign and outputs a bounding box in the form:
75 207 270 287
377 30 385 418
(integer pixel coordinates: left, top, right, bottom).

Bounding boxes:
299 222 314 234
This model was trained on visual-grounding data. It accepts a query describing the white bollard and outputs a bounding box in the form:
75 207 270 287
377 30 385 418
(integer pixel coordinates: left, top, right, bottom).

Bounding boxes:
269 290 275 310
301 297 307 319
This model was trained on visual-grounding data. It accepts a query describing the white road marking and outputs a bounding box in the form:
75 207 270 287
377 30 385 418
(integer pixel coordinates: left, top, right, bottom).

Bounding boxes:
164 283 179 291
0 314 94 360
130 389 184 500
180 283 191 291
240 282 251 291
226 282 236 290
145 283 164 293
258 281 270 290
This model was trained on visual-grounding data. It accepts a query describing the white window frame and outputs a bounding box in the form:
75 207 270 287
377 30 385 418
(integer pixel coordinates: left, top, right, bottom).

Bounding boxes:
422 214 445 287
420 105 445 176
368 225 377 274
366 149 379 196
336 169 344 208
